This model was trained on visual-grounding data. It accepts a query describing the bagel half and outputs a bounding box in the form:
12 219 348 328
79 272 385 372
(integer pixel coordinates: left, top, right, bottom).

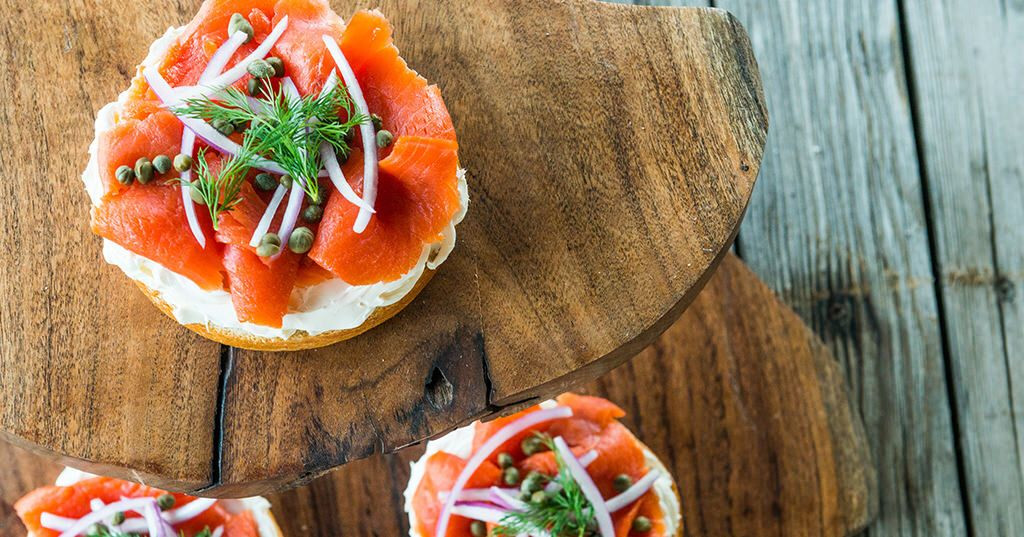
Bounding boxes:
31 468 283 537
137 267 436 351
403 418 684 537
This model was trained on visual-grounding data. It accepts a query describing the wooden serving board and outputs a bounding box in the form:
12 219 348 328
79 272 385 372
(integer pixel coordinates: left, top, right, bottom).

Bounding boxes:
0 255 876 536
0 0 766 493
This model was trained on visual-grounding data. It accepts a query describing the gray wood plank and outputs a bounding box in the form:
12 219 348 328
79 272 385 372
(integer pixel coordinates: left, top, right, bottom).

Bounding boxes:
713 1 968 535
901 0 1024 535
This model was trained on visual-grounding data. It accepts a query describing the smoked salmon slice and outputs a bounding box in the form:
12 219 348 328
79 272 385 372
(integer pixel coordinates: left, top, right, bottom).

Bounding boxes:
14 476 257 537
309 136 461 285
223 244 300 327
97 110 183 196
91 184 224 290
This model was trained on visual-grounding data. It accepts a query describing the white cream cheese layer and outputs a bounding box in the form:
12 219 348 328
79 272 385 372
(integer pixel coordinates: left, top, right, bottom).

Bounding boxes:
84 26 468 339
402 405 682 537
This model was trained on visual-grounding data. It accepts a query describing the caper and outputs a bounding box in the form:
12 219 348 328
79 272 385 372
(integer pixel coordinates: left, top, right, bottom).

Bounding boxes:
376 129 394 148
260 232 282 247
302 204 323 222
228 13 254 43
134 157 154 184
288 226 315 254
469 520 487 537
234 119 248 133
189 180 205 205
111 511 126 525
279 174 293 189
247 58 275 79
371 113 383 130
256 242 279 257
173 153 192 172
157 493 176 510
86 523 106 536
502 466 520 486
254 173 277 191
497 452 514 469
212 118 234 136
521 435 547 456
265 56 285 78
247 77 266 96
115 165 135 185
520 471 545 494
150 154 171 174
631 516 652 533
530 490 547 504
613 473 633 493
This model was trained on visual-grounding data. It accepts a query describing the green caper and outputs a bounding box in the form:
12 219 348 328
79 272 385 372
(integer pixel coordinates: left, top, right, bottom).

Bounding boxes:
212 118 235 136
530 490 547 504
173 153 192 172
376 129 394 148
253 173 276 191
247 77 266 96
520 471 545 494
288 226 315 254
152 154 172 174
86 523 106 536
613 474 633 493
497 452 514 469
631 516 652 533
134 157 154 184
111 511 126 525
228 13 254 43
247 58 275 79
279 174 293 189
257 233 281 257
521 435 547 456
261 232 282 247
371 113 383 130
115 165 135 185
233 119 248 133
469 520 487 537
265 56 285 77
189 180 205 205
502 466 520 486
157 493 176 510
302 204 323 222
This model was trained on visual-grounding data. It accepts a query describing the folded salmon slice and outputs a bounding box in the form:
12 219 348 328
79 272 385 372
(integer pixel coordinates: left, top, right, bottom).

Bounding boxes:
309 136 461 285
14 476 257 537
92 184 223 290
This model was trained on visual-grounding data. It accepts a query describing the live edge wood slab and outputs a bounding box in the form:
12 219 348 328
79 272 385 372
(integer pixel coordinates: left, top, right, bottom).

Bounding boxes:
0 255 876 536
0 0 767 493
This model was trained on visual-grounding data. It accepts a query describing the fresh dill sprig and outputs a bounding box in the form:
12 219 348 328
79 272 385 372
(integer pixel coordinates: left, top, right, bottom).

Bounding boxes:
174 82 366 206
169 147 252 229
85 524 212 537
493 433 597 537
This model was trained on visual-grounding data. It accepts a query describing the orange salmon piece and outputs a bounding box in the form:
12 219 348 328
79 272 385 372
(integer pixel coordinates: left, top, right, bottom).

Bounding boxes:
309 136 461 285
91 184 224 290
223 244 300 327
97 110 183 196
412 451 503 537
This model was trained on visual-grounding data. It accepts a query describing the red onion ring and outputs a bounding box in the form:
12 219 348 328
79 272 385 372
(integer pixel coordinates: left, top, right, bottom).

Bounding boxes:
604 469 661 512
553 436 614 537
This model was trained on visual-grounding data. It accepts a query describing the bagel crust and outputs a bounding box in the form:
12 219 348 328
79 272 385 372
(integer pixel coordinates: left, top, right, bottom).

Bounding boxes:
136 268 436 351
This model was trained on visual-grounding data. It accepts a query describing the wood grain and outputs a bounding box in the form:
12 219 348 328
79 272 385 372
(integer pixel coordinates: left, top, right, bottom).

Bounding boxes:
900 0 1024 534
0 0 766 493
0 255 876 537
716 1 969 536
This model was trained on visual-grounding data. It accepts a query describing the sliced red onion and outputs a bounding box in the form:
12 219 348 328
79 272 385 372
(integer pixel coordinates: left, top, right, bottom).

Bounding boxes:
177 16 290 102
553 436 614 537
55 497 164 537
111 497 219 533
205 31 249 82
322 35 377 234
438 488 499 503
604 469 661 512
544 449 598 495
450 503 507 524
248 184 288 247
273 77 310 251
434 406 573 537
212 526 225 537
490 486 528 511
316 70 373 212
40 513 76 531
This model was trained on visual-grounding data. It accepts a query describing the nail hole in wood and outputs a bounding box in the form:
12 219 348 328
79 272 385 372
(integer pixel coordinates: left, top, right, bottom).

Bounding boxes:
426 367 454 410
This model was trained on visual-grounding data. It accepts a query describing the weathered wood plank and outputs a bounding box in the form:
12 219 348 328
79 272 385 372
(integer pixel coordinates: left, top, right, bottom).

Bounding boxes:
715 0 968 535
901 0 1024 534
